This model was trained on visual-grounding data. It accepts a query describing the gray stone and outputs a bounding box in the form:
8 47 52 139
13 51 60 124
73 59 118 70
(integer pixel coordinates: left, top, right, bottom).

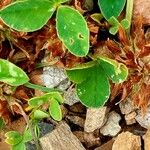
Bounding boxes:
38 122 54 137
100 111 121 136
64 88 80 106
84 107 108 133
41 66 70 91
135 106 150 129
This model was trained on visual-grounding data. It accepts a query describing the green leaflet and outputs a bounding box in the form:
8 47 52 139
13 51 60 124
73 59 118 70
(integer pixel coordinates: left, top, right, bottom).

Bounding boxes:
76 65 110 107
0 0 56 32
66 58 128 107
12 142 26 150
28 92 63 107
5 131 23 145
98 0 126 20
108 16 130 35
90 13 103 24
97 57 128 83
22 129 33 143
0 59 29 86
66 64 110 107
66 61 95 83
49 98 62 121
56 6 89 57
54 0 69 4
33 110 49 120
5 129 33 150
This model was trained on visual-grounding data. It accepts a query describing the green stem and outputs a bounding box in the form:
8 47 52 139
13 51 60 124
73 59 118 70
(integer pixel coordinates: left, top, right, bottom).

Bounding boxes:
126 0 134 34
24 82 62 93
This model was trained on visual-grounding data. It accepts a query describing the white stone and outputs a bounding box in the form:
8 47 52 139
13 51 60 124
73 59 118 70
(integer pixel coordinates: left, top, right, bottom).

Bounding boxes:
84 107 108 133
100 111 121 136
41 66 70 90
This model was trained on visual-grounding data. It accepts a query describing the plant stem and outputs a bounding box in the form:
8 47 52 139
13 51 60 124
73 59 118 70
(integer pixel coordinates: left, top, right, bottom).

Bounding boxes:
14 102 41 150
24 82 62 93
126 0 134 34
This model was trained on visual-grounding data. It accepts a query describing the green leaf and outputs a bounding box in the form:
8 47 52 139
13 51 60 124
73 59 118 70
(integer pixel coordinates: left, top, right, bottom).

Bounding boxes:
23 129 33 143
12 142 26 150
0 0 56 32
109 26 119 35
98 0 126 20
76 65 110 107
120 19 130 29
56 6 89 57
49 98 62 121
28 92 63 107
90 13 103 24
108 16 120 26
66 61 96 83
0 59 29 86
54 0 69 4
0 118 4 130
98 57 128 83
5 131 23 145
33 110 49 120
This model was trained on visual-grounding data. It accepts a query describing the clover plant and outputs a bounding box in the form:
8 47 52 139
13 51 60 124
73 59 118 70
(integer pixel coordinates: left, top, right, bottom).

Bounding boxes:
28 92 63 121
0 59 63 121
66 57 128 107
5 129 33 150
0 0 89 57
98 0 133 35
0 0 131 149
0 59 64 149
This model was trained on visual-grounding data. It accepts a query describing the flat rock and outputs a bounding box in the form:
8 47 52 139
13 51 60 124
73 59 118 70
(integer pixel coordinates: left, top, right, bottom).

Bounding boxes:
41 66 70 91
133 0 150 25
112 131 141 150
64 88 80 106
143 129 150 150
40 121 86 150
119 98 136 115
100 111 121 136
84 107 108 133
135 106 150 129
